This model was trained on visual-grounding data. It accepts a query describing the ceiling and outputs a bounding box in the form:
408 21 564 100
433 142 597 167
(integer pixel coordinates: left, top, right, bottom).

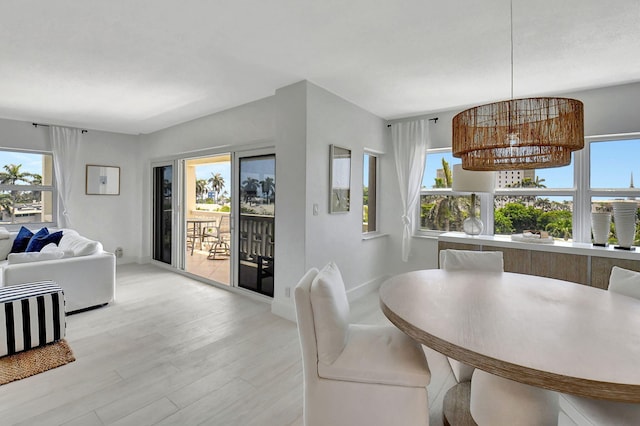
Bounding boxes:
2 0 639 135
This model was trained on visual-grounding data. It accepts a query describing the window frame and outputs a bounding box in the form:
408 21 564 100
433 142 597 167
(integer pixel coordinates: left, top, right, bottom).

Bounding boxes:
417 148 465 237
576 134 640 243
363 149 381 236
0 148 57 229
418 148 576 239
418 134 640 242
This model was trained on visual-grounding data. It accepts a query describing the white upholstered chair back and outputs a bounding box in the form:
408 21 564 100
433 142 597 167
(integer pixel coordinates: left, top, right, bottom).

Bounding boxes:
438 249 560 424
294 263 431 426
439 249 503 384
439 249 504 272
294 267 320 387
558 266 640 425
608 266 640 299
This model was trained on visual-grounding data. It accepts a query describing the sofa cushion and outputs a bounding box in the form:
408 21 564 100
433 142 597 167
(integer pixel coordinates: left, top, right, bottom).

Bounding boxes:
26 229 64 253
0 227 10 240
7 251 66 264
310 262 350 365
10 226 34 254
0 235 16 260
58 233 100 256
41 243 74 258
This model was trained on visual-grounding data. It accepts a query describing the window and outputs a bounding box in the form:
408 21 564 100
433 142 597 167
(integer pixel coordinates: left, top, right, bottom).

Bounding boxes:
0 150 55 226
493 158 574 239
419 136 640 243
419 149 575 240
587 138 640 245
419 150 472 233
363 152 378 233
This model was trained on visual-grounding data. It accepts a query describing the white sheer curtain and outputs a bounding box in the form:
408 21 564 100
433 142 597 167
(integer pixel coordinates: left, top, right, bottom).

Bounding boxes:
391 119 429 262
50 126 81 228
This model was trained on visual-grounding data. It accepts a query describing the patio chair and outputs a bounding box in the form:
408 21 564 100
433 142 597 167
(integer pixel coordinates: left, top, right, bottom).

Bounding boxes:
207 215 230 259
186 221 199 255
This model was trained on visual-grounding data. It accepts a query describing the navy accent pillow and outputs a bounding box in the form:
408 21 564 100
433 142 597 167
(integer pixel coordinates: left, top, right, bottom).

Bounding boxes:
10 226 34 253
26 229 63 253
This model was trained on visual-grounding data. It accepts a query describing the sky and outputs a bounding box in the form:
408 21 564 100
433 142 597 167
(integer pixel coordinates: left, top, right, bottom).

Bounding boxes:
196 163 231 195
193 157 274 196
0 151 47 179
422 139 640 190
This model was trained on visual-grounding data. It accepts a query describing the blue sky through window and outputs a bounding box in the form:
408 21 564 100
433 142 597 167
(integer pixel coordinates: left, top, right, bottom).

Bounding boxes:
0 151 46 176
423 139 640 191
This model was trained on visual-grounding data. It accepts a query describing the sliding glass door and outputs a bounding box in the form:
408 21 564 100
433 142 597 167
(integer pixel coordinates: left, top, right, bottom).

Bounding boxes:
152 164 173 264
183 154 232 285
237 154 275 297
151 149 275 298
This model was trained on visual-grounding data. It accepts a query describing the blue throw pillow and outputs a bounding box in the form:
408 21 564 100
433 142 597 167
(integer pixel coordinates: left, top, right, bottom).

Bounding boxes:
26 229 63 253
10 226 34 253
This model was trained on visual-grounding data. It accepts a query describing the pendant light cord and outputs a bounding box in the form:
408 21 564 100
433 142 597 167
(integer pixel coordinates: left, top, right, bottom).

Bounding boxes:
510 0 514 100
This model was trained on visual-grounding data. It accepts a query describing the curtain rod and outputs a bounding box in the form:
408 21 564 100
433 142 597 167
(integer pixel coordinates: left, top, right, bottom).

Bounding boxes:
387 117 438 128
32 122 88 134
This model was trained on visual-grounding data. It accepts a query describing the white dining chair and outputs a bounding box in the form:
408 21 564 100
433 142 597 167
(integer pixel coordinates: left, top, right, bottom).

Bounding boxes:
439 249 504 382
439 248 504 273
294 262 431 426
557 266 640 425
439 249 559 425
471 369 560 426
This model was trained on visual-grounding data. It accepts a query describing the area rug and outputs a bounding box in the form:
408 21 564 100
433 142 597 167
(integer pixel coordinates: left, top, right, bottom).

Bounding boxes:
0 339 75 385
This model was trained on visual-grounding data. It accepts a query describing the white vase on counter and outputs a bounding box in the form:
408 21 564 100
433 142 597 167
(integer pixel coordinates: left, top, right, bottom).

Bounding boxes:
591 212 611 246
612 201 638 249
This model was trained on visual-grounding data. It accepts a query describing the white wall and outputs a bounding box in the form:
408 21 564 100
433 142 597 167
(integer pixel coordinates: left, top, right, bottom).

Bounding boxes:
305 82 390 294
139 81 391 320
388 81 640 273
0 118 142 263
271 82 308 317
73 129 143 263
138 96 276 261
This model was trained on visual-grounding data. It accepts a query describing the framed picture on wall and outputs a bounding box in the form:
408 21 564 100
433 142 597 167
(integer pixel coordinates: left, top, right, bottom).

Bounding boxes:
86 164 120 195
329 145 351 213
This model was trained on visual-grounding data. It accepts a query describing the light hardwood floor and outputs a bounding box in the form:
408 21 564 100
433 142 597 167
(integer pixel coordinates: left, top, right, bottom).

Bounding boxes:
1 263 455 426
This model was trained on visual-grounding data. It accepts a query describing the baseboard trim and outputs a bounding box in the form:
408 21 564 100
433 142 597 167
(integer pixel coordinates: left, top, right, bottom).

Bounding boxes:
272 299 296 322
346 274 390 303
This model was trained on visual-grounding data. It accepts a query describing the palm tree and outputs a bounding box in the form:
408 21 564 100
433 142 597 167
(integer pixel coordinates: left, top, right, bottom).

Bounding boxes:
433 158 453 188
260 176 275 204
0 163 34 185
425 159 462 230
208 173 225 203
195 179 208 201
0 164 34 222
533 176 547 188
242 177 260 203
0 194 12 221
30 173 43 202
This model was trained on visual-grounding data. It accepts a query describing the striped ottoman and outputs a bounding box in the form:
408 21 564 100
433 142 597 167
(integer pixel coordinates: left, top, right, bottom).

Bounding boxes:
0 281 66 357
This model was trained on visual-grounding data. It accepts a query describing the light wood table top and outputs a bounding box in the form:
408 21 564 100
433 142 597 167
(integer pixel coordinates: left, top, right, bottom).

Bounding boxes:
379 269 640 403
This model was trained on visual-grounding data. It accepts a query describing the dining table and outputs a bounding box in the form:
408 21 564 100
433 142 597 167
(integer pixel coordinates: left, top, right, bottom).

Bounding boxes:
379 269 640 422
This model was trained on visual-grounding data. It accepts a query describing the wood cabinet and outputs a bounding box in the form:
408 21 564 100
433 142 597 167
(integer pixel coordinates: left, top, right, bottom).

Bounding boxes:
438 234 640 289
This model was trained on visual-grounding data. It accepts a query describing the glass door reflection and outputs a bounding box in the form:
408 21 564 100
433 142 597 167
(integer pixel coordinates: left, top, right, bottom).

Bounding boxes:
237 154 275 297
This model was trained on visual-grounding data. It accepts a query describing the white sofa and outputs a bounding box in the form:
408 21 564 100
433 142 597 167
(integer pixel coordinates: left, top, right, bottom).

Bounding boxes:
0 228 116 313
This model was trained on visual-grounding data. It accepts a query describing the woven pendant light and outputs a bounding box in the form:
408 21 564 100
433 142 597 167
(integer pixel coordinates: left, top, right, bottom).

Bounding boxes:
452 2 584 171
